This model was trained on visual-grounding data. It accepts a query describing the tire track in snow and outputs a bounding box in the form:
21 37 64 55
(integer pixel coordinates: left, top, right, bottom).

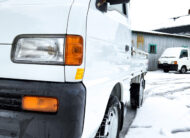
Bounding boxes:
150 86 190 97
172 128 190 134
130 125 152 129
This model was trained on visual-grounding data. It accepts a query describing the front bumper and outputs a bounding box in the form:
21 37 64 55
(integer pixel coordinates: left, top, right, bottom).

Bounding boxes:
0 79 86 138
158 63 178 71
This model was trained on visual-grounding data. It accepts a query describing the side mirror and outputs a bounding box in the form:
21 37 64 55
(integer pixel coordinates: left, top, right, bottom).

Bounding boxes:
96 0 108 12
96 0 130 12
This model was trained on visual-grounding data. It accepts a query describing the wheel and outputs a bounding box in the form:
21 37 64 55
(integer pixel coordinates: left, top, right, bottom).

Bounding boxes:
163 69 169 73
130 78 145 109
180 66 187 74
95 96 121 138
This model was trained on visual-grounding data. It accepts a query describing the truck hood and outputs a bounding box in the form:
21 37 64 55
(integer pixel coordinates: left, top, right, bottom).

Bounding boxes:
0 0 73 43
0 0 74 82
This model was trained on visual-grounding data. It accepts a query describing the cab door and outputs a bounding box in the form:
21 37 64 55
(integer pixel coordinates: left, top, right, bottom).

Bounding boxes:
82 1 131 138
179 49 189 69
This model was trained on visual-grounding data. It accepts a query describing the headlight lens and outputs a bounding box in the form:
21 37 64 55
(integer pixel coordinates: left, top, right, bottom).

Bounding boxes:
12 36 64 65
171 61 178 64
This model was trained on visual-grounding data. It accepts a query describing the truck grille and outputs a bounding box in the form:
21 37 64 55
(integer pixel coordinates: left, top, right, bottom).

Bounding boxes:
0 93 22 111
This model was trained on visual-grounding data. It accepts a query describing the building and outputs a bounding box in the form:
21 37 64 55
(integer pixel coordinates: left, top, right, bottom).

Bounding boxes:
132 30 190 71
155 25 190 36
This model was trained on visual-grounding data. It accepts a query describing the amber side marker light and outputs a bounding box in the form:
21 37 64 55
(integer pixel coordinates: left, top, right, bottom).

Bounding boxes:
22 96 58 113
174 61 178 65
65 35 83 66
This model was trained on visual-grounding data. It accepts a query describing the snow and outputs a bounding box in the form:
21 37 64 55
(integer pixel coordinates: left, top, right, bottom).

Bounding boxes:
126 70 190 138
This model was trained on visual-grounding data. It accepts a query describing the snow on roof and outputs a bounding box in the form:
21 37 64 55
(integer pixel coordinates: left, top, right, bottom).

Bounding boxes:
155 24 190 34
132 29 190 39
166 47 188 50
150 16 190 31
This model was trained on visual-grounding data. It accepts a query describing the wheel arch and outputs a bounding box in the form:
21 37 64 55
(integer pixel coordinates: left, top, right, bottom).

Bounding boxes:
178 64 186 70
181 65 187 69
110 82 127 131
110 83 122 101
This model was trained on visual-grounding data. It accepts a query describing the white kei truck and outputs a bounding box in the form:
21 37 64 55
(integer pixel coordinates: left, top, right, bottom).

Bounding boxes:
0 0 148 138
158 47 190 73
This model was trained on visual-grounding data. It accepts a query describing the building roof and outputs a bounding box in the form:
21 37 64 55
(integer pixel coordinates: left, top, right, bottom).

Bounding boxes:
154 25 190 35
132 30 190 39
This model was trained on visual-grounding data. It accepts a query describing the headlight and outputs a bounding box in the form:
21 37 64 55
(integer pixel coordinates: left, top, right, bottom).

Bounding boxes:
12 35 64 65
171 61 177 64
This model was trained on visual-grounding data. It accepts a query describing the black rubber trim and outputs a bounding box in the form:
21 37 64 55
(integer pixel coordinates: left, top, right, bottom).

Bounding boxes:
130 83 140 109
0 79 86 138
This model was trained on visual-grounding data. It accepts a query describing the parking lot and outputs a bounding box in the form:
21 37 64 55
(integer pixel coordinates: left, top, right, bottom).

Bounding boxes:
123 71 190 138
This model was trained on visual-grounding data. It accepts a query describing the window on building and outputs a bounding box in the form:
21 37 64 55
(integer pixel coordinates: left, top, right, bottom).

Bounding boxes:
182 45 188 48
137 35 144 48
149 44 157 54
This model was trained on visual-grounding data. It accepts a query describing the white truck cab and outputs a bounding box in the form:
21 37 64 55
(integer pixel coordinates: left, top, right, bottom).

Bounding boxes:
158 47 190 73
0 0 148 138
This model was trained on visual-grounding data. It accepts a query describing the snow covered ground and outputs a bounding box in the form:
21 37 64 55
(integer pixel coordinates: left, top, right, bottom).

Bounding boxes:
126 70 190 138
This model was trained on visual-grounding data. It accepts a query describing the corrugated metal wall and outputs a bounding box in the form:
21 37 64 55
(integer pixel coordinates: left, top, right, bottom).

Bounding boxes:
132 31 190 71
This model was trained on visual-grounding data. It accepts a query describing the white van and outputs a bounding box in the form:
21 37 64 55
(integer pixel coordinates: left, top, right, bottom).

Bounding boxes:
158 47 190 73
0 0 148 138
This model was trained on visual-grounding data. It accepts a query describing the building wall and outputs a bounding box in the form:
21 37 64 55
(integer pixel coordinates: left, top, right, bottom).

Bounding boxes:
132 32 190 71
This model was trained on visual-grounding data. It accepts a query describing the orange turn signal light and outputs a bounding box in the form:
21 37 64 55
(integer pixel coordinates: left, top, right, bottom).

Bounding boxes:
174 61 177 65
65 35 83 66
22 96 58 113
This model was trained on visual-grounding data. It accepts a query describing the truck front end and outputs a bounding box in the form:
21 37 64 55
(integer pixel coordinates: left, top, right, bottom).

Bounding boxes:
158 60 178 71
0 0 86 137
158 48 180 72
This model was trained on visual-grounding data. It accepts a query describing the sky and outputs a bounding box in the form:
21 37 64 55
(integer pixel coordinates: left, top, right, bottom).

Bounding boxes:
130 0 190 31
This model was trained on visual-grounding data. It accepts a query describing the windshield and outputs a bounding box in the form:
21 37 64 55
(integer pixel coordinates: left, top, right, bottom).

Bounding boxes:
161 48 180 58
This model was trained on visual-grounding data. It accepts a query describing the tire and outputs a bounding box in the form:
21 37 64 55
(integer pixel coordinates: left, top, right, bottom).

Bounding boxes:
130 79 144 109
180 66 187 74
163 69 169 73
95 96 121 138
